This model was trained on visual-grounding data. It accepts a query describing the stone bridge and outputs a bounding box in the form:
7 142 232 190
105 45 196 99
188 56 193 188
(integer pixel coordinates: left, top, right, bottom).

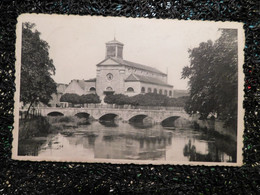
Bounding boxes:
38 107 190 123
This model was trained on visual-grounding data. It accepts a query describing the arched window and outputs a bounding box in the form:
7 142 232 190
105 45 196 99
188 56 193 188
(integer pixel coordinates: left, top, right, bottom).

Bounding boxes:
159 89 162 94
169 91 172 96
141 87 145 93
106 87 113 91
164 90 167 96
154 88 157 94
148 88 152 93
127 87 134 92
89 87 96 92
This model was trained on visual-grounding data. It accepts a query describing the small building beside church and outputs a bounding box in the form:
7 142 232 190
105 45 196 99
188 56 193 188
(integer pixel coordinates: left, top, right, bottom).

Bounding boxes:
64 38 174 102
48 83 68 107
64 78 96 96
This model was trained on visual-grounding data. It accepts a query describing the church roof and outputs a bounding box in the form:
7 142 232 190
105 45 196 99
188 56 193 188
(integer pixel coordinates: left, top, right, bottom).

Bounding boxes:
74 80 88 90
110 57 167 75
71 79 95 90
106 39 124 45
125 74 173 87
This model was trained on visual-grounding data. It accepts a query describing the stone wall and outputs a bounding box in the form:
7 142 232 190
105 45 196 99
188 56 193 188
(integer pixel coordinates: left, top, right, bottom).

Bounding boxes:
140 82 174 97
124 81 141 96
96 65 126 99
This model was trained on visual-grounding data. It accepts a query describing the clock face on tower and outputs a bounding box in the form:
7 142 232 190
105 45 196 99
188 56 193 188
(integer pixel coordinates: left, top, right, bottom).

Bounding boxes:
106 73 113 81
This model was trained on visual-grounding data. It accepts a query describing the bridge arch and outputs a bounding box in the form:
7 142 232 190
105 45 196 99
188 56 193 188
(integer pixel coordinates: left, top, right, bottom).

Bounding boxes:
161 116 180 127
47 111 64 116
99 113 118 121
75 112 90 119
129 114 149 123
89 87 96 92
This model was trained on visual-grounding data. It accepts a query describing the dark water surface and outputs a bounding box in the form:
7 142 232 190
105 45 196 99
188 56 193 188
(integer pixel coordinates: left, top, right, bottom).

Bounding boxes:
18 121 236 162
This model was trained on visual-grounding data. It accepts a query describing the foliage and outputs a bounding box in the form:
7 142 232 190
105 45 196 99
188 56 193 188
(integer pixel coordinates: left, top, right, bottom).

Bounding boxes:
80 94 101 104
181 29 238 126
104 93 188 107
60 93 81 105
104 94 130 105
166 96 189 107
60 93 101 105
19 116 51 140
130 93 169 106
21 22 57 112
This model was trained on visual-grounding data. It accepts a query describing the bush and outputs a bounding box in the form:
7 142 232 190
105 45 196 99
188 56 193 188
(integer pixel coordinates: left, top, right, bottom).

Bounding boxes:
59 116 75 123
104 93 189 107
19 116 51 140
60 93 101 105
80 94 101 104
60 93 81 105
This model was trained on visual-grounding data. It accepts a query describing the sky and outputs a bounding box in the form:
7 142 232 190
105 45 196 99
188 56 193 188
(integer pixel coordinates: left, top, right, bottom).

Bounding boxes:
19 14 225 90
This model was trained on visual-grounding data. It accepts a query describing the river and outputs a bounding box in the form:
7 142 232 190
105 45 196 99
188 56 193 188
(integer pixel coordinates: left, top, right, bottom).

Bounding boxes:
18 119 236 163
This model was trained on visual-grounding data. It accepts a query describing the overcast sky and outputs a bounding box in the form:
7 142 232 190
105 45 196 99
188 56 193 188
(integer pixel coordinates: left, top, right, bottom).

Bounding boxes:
19 14 225 90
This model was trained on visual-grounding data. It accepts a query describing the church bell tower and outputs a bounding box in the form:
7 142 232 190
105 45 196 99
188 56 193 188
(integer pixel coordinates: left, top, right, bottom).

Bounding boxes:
105 38 124 59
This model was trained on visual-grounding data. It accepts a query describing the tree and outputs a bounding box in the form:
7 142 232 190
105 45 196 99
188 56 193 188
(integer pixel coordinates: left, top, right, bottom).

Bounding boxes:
21 22 56 116
104 94 129 105
182 29 238 126
104 93 188 107
60 93 81 106
60 93 101 106
166 96 189 107
80 94 101 104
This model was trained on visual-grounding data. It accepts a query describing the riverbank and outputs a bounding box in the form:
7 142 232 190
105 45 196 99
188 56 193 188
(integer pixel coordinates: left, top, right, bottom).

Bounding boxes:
19 116 51 141
18 120 237 162
192 116 237 142
19 116 90 140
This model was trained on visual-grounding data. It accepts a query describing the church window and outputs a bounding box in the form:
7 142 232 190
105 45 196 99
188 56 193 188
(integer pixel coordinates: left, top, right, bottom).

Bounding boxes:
141 87 145 93
159 89 162 94
164 90 167 95
169 91 172 96
127 87 134 92
148 88 152 93
107 46 116 57
117 47 123 58
89 87 96 92
106 87 113 91
154 88 157 93
106 73 113 81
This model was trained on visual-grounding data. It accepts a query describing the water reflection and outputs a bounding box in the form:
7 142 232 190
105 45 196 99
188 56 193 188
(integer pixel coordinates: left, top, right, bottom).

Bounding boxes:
18 120 236 162
99 120 118 127
183 139 219 162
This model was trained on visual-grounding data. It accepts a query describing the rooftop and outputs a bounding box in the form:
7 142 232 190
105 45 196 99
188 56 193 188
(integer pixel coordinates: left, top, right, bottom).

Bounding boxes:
71 79 96 90
106 39 124 45
125 74 173 87
108 57 167 76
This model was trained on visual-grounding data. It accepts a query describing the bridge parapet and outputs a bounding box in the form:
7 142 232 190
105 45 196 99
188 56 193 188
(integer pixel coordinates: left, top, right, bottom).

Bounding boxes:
36 106 190 123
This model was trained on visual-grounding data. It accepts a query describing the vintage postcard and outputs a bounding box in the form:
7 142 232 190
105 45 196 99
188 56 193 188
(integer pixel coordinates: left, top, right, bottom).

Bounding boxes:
12 14 244 166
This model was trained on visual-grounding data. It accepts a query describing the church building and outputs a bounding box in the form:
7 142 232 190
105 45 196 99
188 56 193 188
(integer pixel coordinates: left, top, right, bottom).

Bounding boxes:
64 39 174 101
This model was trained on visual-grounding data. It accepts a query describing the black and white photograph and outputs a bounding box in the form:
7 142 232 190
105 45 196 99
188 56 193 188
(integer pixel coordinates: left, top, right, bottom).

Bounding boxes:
12 14 244 165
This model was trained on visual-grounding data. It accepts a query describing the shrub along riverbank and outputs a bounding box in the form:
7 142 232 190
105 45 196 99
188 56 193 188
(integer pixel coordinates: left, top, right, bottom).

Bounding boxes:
19 116 90 140
19 116 51 141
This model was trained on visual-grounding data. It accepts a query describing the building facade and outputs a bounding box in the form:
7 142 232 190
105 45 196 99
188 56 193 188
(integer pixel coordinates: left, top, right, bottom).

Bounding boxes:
49 83 68 107
96 39 173 101
63 39 174 102
64 78 96 96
